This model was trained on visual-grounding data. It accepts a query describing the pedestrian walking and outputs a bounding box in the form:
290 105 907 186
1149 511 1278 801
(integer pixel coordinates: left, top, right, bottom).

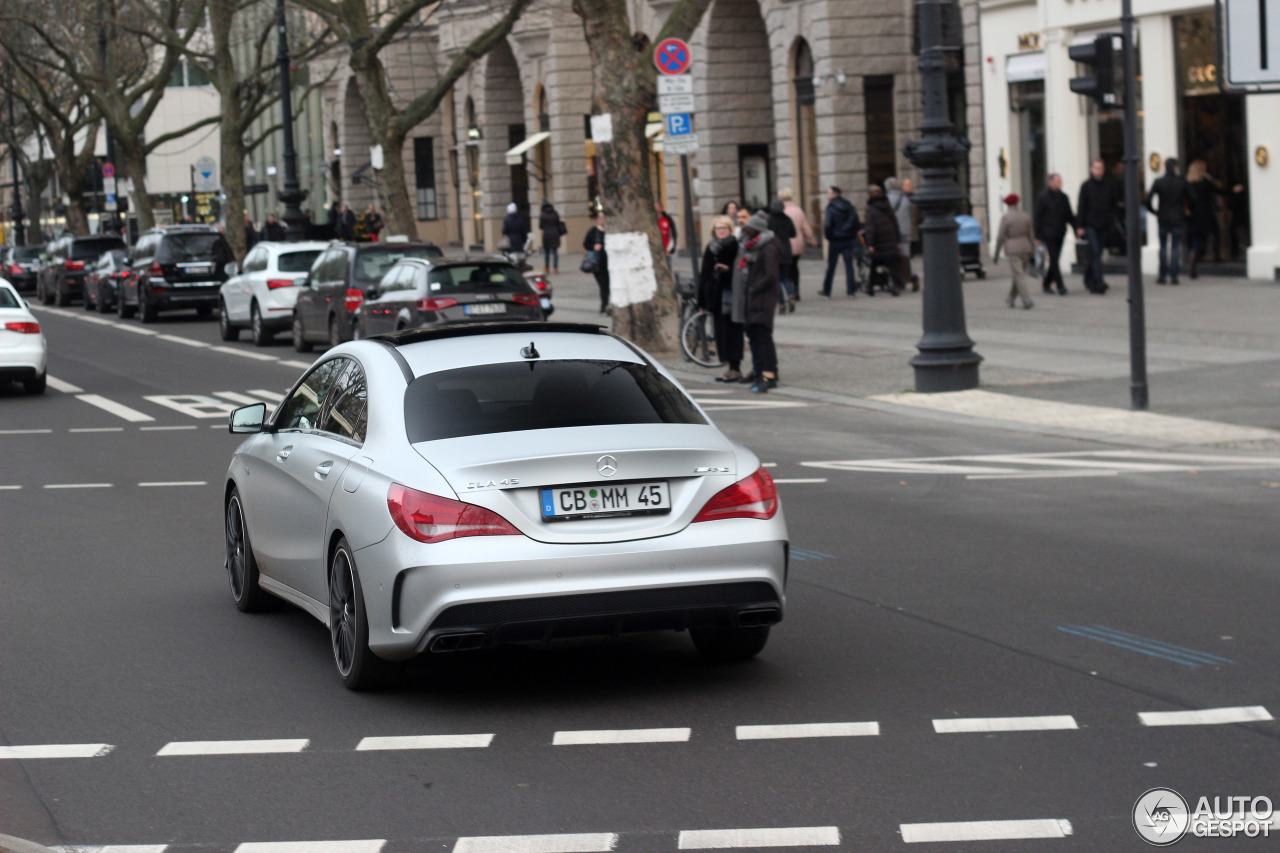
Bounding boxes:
994 193 1035 310
698 215 743 383
501 202 528 268
1076 159 1114 293
655 201 678 263
583 211 609 313
862 186 904 295
1146 158 1190 284
1033 172 1074 295
885 177 917 291
364 204 384 242
902 178 922 258
733 211 781 393
327 202 340 239
820 186 861 297
261 214 286 242
538 200 565 273
339 203 356 241
1184 160 1242 279
244 215 259 251
778 187 817 301
767 200 797 312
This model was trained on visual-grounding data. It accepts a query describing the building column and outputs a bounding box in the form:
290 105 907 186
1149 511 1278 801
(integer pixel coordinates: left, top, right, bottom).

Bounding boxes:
1246 94 1280 280
1139 14 1177 277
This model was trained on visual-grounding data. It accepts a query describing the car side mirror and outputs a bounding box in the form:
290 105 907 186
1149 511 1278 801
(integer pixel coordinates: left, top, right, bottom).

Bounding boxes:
228 402 267 434
224 261 239 277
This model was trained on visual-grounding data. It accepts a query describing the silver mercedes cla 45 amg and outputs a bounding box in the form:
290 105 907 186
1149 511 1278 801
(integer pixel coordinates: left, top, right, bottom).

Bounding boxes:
223 323 788 689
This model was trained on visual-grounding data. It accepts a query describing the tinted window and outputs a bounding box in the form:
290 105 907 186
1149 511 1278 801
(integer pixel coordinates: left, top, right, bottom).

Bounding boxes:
0 288 20 308
242 247 267 273
276 358 349 431
157 233 230 263
354 246 442 284
15 247 43 261
71 238 127 259
404 359 706 442
323 365 368 443
382 263 417 293
428 264 528 294
133 236 157 261
278 250 322 273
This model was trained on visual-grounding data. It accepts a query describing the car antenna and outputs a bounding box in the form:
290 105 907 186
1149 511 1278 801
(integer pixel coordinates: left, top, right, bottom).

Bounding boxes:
521 341 540 359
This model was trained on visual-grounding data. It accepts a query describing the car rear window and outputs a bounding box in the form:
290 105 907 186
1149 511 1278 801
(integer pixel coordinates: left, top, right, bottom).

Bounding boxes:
355 246 443 283
0 288 21 308
15 247 43 261
71 238 126 259
404 359 706 442
428 264 528 293
158 233 231 262
278 250 322 273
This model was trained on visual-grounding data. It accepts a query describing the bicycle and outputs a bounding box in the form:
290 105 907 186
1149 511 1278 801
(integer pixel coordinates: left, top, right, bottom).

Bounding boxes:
676 274 721 368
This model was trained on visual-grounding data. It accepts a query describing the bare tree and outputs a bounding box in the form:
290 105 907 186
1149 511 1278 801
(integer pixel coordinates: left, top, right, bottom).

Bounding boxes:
572 0 713 352
292 0 533 238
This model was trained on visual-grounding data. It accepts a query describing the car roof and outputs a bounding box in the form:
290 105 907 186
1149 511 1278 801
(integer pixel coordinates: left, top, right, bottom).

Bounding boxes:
255 241 330 252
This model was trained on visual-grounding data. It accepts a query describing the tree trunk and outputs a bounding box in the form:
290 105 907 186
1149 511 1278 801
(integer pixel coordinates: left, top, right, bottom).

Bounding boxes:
349 47 418 239
118 139 155 233
379 129 417 240
24 162 52 236
210 0 248 259
576 0 675 354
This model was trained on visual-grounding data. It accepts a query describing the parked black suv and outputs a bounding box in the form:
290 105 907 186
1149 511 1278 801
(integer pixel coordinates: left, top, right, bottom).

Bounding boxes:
4 245 45 292
118 225 233 322
292 241 442 351
36 235 127 306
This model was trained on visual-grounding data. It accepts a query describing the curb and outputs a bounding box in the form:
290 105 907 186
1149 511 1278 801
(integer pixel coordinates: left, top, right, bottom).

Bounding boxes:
0 835 59 853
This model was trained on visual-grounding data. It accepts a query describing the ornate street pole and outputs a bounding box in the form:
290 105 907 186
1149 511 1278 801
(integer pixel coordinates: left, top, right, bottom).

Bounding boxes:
1121 0 1147 409
276 0 308 241
8 81 25 246
904 0 982 392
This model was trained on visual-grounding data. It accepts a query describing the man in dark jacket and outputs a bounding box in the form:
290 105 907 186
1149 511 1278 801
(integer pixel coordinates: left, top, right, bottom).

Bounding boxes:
1146 158 1190 284
261 214 286 242
732 211 781 393
767 199 796 310
1033 172 1074 295
821 186 861 297
1076 159 1114 293
339 204 356 241
862 186 903 295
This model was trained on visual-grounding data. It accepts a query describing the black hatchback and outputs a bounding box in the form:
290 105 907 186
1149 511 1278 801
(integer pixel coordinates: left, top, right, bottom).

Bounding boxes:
4 245 45 292
119 225 232 322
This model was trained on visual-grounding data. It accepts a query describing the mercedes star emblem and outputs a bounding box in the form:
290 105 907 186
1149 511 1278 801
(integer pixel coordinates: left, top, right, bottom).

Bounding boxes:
597 455 618 477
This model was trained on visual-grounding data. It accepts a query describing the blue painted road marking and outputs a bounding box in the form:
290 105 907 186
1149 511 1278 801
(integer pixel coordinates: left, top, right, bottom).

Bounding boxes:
1057 624 1234 668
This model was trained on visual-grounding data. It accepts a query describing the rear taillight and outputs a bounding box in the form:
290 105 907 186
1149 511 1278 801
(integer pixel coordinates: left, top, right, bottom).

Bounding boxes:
531 277 549 292
7 264 21 275
149 261 164 277
512 293 540 307
345 287 364 313
64 260 85 271
416 297 458 312
3 321 40 334
387 484 520 544
692 468 778 523
266 278 294 290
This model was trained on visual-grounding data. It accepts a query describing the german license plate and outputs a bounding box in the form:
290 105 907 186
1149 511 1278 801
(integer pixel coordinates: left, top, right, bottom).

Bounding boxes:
181 263 213 274
540 481 670 521
465 302 506 315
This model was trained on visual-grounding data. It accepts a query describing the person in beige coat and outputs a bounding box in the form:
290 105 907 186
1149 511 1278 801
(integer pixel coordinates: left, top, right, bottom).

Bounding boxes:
994 193 1036 310
778 188 816 300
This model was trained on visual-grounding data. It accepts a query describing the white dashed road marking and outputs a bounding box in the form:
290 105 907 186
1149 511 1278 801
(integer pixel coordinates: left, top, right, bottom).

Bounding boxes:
138 481 207 488
279 359 313 368
55 846 170 853
157 738 309 756
1138 706 1273 727
355 734 494 751
0 743 114 759
69 427 124 433
0 429 52 435
453 834 618 853
140 425 198 431
43 483 112 490
157 334 210 348
736 722 879 740
552 728 691 745
211 345 279 361
932 715 1079 734
75 394 155 422
677 827 840 849
804 450 1280 480
771 478 827 484
235 843 386 853
900 819 1073 843
0 485 21 490
45 375 83 393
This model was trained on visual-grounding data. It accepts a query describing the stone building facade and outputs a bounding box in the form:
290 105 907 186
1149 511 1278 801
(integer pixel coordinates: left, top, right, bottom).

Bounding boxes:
317 0 987 256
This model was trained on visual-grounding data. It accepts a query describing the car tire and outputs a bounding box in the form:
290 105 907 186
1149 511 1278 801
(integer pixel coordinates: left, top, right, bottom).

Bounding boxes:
54 281 69 307
329 538 394 691
328 314 346 348
292 311 313 352
83 288 95 310
690 624 770 662
219 299 240 341
138 291 157 323
225 489 273 613
250 302 272 347
22 372 47 395
117 288 135 319
97 285 112 314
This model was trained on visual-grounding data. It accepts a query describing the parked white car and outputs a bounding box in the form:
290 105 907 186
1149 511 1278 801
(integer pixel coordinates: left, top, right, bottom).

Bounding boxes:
0 277 47 394
219 241 330 346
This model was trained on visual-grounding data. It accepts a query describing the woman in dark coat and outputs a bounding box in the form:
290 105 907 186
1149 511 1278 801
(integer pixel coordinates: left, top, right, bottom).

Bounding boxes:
538 201 563 273
732 212 781 393
862 186 904 294
582 211 609 313
698 215 742 382
1184 159 1241 278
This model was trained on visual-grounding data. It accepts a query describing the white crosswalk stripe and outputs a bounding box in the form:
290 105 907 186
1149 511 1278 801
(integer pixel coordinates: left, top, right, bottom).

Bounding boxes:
677 827 840 849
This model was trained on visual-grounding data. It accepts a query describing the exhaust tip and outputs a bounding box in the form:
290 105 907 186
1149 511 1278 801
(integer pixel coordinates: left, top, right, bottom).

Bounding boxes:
429 632 487 653
736 608 781 627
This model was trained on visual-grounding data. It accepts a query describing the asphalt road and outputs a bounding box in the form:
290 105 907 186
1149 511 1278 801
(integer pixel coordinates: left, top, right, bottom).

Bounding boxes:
2 304 1278 851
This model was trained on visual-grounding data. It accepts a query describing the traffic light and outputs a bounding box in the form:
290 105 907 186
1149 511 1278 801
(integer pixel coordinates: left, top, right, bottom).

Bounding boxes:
1069 34 1119 107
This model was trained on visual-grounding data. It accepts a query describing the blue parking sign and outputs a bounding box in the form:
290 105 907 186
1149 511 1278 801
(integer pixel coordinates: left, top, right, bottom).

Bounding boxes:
666 113 692 136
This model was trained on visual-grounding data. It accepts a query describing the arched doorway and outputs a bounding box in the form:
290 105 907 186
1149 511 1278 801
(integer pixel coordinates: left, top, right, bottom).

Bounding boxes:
483 40 529 245
704 0 775 212
792 40 821 238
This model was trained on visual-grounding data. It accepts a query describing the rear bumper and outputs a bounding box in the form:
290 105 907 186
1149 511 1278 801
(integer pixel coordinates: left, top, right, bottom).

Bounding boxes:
147 284 221 310
8 273 38 291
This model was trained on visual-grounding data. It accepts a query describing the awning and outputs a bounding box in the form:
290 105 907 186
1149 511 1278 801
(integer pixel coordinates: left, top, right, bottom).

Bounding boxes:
505 131 551 165
1006 52 1045 82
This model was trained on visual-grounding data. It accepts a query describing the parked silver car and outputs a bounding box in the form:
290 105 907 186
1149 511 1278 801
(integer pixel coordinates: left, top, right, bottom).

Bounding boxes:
224 322 787 689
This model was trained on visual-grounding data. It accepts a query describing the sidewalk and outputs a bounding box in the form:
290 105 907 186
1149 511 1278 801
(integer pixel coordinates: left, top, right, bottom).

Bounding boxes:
539 252 1280 445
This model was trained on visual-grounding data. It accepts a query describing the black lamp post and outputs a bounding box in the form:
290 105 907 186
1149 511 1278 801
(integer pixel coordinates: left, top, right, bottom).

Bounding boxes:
8 82 25 246
276 0 308 241
904 0 982 392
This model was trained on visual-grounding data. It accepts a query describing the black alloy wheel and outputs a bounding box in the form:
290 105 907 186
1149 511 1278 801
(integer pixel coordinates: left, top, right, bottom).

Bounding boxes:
97 283 112 313
117 287 135 318
138 289 157 323
328 314 345 348
225 490 271 612
251 303 272 347
328 538 392 690
292 311 313 352
219 299 240 341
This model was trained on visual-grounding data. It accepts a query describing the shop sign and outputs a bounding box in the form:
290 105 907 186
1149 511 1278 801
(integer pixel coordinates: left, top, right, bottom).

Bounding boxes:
1018 31 1042 51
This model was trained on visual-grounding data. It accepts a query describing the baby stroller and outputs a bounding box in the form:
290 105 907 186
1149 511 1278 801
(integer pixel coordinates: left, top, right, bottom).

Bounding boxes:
956 214 986 279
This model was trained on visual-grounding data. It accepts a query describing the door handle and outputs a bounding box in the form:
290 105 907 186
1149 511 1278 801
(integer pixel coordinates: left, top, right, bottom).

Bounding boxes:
276 445 294 462
314 461 334 480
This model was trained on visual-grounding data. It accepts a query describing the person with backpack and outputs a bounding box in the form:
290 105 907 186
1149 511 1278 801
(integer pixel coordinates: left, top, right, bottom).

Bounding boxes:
538 201 565 273
820 186 861 297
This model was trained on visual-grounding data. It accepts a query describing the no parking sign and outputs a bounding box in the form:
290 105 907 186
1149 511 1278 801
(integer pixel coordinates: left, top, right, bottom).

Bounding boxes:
654 38 691 75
